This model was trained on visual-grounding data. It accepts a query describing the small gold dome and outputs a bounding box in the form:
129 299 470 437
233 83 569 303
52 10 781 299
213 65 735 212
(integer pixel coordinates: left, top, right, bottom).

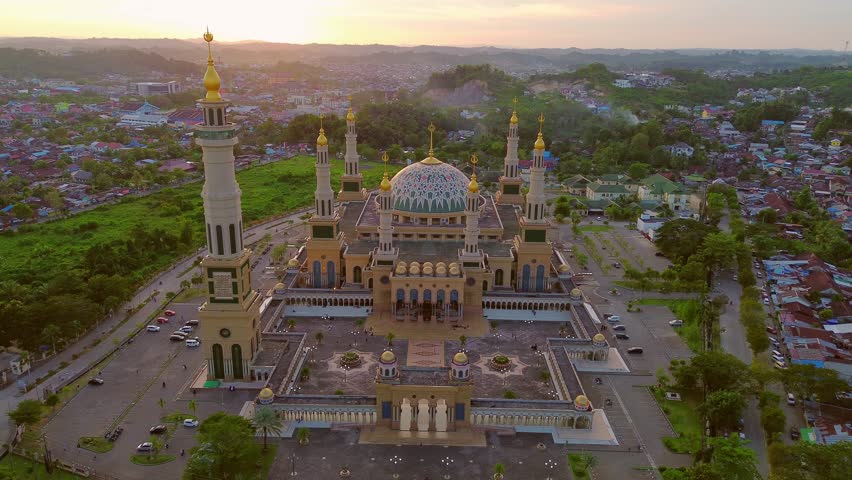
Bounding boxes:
380 172 391 192
534 132 545 150
395 264 407 275
449 266 460 276
436 262 446 269
558 264 570 273
574 394 589 406
398 261 407 268
468 173 479 193
436 265 447 276
593 333 606 344
259 387 274 400
346 107 355 122
288 258 299 267
423 265 434 276
274 282 285 290
409 262 420 269
409 265 420 275
380 350 396 363
570 288 582 298
453 352 468 364
316 128 328 146
510 111 518 124
423 262 434 269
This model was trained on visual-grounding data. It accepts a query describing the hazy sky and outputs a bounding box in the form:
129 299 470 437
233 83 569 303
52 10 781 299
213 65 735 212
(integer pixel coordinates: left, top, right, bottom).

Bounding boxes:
1 0 849 50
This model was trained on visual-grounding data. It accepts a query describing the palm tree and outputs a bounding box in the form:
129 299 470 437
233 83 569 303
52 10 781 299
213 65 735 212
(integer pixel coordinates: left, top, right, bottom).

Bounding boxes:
287 318 296 331
490 320 498 334
41 323 62 355
459 335 468 348
188 399 197 417
315 331 325 345
70 320 83 341
385 332 395 347
253 406 283 451
296 427 310 445
148 436 162 459
180 279 191 290
493 463 505 479
157 398 166 410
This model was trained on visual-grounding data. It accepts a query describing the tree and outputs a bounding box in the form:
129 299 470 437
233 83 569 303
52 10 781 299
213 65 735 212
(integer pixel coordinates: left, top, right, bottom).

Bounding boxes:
760 404 786 442
706 436 760 480
148 435 163 459
459 335 468 348
314 331 324 345
570 210 582 236
701 390 747 434
252 406 283 451
183 412 262 480
188 399 197 416
41 323 62 354
655 219 718 264
670 351 749 394
697 232 741 287
44 393 60 410
296 427 310 445
705 192 728 226
385 332 395 346
768 440 852 480
11 203 32 220
627 162 650 180
756 208 777 224
287 318 296 331
493 463 506 480
781 364 849 403
8 399 42 427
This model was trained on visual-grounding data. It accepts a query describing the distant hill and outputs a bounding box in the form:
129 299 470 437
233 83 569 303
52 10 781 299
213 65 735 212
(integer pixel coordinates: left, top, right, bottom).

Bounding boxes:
0 47 197 80
422 65 516 106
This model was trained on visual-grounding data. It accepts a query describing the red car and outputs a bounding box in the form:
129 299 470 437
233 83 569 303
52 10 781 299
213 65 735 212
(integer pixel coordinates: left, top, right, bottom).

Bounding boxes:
164 310 176 316
156 317 170 324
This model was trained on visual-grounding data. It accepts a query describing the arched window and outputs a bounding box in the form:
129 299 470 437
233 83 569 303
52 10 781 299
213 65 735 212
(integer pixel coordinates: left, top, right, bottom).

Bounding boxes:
410 289 418 304
521 265 531 292
353 266 362 284
216 108 224 126
212 344 224 379
229 224 237 254
423 290 432 303
231 344 243 379
396 289 405 301
327 261 336 288
313 261 322 288
536 265 546 292
368 278 373 288
495 269 504 286
482 280 488 292
215 225 224 255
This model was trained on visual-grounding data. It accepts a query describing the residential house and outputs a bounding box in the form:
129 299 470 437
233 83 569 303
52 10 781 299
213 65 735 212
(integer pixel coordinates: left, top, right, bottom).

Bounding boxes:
585 182 631 201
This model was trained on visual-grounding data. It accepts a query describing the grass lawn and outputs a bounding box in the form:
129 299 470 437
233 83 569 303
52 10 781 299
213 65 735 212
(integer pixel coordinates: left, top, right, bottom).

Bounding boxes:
0 454 85 479
651 387 702 454
130 454 176 466
636 298 704 352
77 436 114 453
579 224 613 232
0 156 400 282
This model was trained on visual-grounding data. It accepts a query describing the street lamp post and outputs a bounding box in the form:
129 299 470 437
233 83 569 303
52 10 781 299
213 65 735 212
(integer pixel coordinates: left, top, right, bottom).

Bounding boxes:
544 459 557 480
441 456 454 479
390 455 402 479
290 452 297 477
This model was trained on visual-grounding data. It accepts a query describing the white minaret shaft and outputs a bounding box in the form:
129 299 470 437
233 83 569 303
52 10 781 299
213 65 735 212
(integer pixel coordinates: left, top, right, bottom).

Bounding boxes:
464 186 481 255
378 176 394 253
314 120 334 218
504 106 520 179
525 126 547 223
344 114 359 176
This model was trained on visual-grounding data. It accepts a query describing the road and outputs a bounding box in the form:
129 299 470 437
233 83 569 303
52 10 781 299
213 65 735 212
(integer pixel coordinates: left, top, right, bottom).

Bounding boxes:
1 205 312 451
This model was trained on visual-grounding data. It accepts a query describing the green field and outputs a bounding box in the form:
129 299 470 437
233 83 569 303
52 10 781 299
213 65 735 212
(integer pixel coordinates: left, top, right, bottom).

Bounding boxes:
0 454 85 479
651 387 702 454
0 156 399 282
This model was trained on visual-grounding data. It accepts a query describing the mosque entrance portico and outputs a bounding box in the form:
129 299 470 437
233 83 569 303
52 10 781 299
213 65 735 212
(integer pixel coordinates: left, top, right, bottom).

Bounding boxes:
367 305 488 341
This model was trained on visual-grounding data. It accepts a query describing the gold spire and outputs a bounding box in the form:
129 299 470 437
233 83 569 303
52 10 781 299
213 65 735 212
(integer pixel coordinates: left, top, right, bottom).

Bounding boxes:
202 28 222 102
346 95 355 122
422 122 441 164
468 153 479 193
316 113 328 146
534 112 545 150
510 97 518 124
380 151 391 191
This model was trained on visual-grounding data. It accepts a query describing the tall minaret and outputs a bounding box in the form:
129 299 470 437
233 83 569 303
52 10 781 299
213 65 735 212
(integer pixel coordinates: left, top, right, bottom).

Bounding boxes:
497 97 524 205
195 29 261 381
513 113 552 293
373 152 398 262
459 153 483 264
338 97 364 201
305 114 344 288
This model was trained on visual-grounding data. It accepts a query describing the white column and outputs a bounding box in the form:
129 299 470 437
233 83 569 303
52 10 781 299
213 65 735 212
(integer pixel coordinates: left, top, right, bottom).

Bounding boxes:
314 129 334 219
525 136 547 223
504 115 520 179
463 186 481 256
344 116 359 176
378 185 394 253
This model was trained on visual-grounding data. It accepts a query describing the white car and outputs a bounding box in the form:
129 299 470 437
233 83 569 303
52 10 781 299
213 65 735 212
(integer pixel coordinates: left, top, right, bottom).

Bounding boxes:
183 419 199 427
607 315 621 323
179 325 194 333
146 325 161 332
186 338 200 347
763 298 769 305
669 320 684 326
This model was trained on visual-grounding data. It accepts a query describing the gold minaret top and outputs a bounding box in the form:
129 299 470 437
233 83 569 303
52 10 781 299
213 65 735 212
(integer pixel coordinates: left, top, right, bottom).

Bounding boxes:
346 95 355 122
510 97 518 125
422 122 440 164
468 153 479 193
380 152 391 191
202 28 222 102
534 113 545 150
316 113 328 146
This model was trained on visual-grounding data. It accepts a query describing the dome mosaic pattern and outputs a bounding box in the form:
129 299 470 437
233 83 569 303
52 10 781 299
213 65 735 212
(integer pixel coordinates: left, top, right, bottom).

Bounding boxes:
390 160 470 214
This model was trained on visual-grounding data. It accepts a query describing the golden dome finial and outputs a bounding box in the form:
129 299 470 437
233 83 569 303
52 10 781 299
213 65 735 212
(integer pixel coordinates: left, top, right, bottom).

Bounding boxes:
510 97 518 124
346 95 355 122
202 28 222 102
468 153 479 193
316 113 328 146
380 152 391 191
534 112 545 150
427 122 436 158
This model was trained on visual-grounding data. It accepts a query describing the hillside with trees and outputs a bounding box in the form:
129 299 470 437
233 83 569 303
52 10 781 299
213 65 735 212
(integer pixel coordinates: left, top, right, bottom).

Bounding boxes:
0 48 197 80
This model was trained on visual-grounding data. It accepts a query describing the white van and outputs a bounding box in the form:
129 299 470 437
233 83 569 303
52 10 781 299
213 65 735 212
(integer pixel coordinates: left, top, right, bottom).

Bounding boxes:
772 349 783 358
607 315 621 323
787 393 796 405
186 338 200 347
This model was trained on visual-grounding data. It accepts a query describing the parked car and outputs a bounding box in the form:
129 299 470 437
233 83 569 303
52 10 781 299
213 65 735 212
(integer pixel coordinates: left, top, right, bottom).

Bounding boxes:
170 334 185 342
790 428 801 440
149 425 167 434
156 317 169 324
185 319 199 326
136 442 153 452
612 262 622 268
733 275 738 281
669 320 684 327
179 325 194 333
607 315 621 323
146 325 161 332
171 330 188 338
164 310 176 316
763 298 770 305
766 326 777 335
654 252 665 257
186 338 200 347
773 361 787 370
88 378 104 385
183 419 199 427
626 347 643 354
612 325 626 331
615 333 629 340
787 393 796 405
768 336 780 346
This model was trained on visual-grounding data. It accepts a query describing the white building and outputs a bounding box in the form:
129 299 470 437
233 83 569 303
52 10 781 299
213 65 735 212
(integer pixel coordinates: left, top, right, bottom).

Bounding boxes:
131 81 180 96
118 113 168 127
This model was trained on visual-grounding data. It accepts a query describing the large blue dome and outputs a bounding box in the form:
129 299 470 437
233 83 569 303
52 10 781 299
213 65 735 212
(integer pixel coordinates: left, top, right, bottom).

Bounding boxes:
390 157 469 214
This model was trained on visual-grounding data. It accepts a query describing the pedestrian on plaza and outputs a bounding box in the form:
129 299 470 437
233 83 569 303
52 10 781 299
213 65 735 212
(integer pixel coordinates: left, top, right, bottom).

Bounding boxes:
180 449 185 457
162 381 166 388
183 364 187 370
165 443 170 450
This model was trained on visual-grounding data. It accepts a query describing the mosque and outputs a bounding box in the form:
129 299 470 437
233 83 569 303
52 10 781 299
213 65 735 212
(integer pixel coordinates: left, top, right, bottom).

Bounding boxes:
193 32 622 446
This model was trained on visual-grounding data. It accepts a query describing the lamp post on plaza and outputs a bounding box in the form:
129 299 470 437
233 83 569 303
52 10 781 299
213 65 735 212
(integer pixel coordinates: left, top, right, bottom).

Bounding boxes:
544 459 557 480
290 452 297 476
390 455 402 479
441 456 454 479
